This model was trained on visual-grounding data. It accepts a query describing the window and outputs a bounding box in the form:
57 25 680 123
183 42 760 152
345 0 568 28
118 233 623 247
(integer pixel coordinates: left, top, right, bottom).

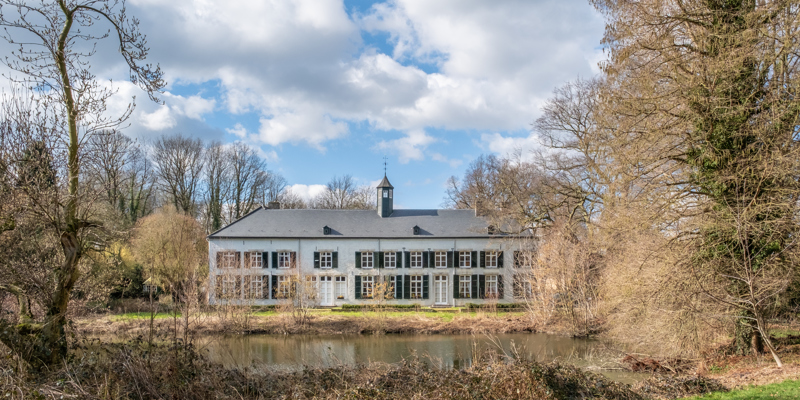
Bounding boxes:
514 251 533 268
485 251 497 268
249 252 262 268
277 276 291 298
459 275 471 298
383 189 389 198
435 251 447 268
320 251 332 269
361 252 374 269
486 275 498 298
410 275 423 299
278 252 292 268
222 275 238 297
362 276 374 298
411 251 423 268
249 275 264 298
220 251 237 268
335 276 347 299
385 251 396 268
388 276 397 297
459 251 471 268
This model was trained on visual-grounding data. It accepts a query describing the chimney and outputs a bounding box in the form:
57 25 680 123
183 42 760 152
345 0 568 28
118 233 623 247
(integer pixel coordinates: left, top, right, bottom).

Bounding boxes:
267 201 281 210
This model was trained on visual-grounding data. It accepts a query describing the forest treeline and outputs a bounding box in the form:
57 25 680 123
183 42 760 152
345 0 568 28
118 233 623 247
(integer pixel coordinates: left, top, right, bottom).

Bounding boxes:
0 0 799 372
446 0 800 366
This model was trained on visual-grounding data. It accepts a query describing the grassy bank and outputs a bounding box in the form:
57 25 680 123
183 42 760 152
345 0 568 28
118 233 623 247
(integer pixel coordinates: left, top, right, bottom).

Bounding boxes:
77 308 536 337
682 379 800 399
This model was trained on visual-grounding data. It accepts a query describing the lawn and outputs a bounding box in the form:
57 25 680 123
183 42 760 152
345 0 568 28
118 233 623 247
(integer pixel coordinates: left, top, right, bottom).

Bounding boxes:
684 379 800 399
112 311 178 320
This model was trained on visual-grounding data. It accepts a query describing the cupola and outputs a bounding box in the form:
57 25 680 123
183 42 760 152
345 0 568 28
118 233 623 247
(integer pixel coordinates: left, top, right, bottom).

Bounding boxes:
377 175 394 218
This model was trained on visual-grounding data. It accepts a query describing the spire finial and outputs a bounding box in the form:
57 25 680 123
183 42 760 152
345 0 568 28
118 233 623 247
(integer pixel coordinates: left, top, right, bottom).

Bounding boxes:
383 156 388 176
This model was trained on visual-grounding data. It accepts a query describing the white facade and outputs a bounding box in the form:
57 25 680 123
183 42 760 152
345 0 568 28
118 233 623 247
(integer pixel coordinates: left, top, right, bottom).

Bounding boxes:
208 237 519 307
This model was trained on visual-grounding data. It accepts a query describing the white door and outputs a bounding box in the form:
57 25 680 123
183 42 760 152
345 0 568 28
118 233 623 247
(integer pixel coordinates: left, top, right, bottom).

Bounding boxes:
434 275 448 305
319 276 334 306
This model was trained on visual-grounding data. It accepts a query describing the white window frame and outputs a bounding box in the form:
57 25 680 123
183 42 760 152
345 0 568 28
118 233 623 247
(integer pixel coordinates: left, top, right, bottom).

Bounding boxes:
278 251 292 269
459 251 471 268
249 252 262 268
320 251 332 269
361 252 374 269
362 276 374 298
486 275 498 298
410 251 423 268
459 275 471 298
220 251 237 268
485 251 497 268
435 251 447 268
277 275 291 298
335 276 347 299
384 251 396 268
410 275 423 299
222 275 238 297
249 275 264 298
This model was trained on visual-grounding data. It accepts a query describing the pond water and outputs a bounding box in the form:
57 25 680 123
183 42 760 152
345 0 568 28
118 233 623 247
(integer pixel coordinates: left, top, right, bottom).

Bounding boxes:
196 333 644 384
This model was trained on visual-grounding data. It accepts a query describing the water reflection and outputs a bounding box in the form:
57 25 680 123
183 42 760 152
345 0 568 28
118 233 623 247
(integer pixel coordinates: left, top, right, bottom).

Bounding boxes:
198 333 643 383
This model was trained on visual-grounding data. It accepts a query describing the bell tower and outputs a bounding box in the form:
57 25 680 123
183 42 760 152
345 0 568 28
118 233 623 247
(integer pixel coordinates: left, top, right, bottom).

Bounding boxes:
377 174 394 218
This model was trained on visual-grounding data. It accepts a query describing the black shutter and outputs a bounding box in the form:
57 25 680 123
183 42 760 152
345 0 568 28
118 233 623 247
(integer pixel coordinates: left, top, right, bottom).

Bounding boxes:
332 252 338 268
314 251 320 268
514 251 520 268
262 252 269 268
478 275 486 299
355 251 361 268
513 275 521 298
395 277 402 299
272 252 278 269
378 252 384 269
498 252 504 268
236 251 242 268
215 276 222 299
447 251 453 268
290 252 297 268
471 251 477 268
243 252 251 268
355 276 362 299
422 251 429 268
271 275 278 298
423 275 429 299
497 276 504 299
453 275 460 299
480 251 486 268
403 275 411 299
404 251 410 268
215 252 222 268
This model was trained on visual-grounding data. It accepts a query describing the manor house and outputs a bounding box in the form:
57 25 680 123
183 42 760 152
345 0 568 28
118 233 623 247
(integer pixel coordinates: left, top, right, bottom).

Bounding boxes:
207 175 531 307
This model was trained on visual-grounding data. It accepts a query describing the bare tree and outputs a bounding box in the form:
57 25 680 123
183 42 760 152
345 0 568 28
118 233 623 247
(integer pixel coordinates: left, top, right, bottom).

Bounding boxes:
0 0 164 367
227 141 267 220
278 187 307 209
152 134 204 217
203 141 230 233
312 174 373 210
262 170 288 205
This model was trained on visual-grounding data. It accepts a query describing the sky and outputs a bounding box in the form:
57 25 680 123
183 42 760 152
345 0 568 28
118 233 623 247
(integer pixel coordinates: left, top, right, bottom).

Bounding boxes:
60 0 606 209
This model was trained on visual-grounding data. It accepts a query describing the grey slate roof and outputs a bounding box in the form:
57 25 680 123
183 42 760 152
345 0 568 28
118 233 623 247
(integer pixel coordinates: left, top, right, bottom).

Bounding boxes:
377 175 394 188
208 208 498 239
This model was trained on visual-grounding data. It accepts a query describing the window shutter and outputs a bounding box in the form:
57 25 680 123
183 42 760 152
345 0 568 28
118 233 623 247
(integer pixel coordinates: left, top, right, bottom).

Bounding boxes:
271 275 278 298
355 251 361 268
355 276 362 299
471 251 477 268
395 277 402 299
262 252 269 268
498 252 504 268
243 275 252 299
272 252 278 269
480 251 486 268
236 251 242 268
244 252 251 268
377 252 384 269
404 251 410 268
314 252 320 268
478 275 486 299
290 252 297 268
471 275 478 299
215 252 222 268
453 275 460 299
447 251 453 268
403 275 411 299
513 275 521 298
514 251 520 268
333 252 338 268
498 275 504 298
422 251 429 268
215 276 222 300
423 275 429 299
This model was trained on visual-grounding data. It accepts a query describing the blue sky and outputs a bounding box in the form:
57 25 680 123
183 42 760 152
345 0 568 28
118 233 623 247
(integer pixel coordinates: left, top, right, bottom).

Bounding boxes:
95 0 605 208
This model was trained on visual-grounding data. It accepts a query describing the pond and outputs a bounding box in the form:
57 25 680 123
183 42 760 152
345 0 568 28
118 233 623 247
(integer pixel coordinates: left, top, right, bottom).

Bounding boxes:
196 333 644 384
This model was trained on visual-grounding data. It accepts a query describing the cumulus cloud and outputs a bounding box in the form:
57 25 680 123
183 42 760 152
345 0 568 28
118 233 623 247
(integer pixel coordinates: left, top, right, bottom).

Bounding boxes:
288 184 328 202
480 132 545 161
375 129 435 163
140 105 176 131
